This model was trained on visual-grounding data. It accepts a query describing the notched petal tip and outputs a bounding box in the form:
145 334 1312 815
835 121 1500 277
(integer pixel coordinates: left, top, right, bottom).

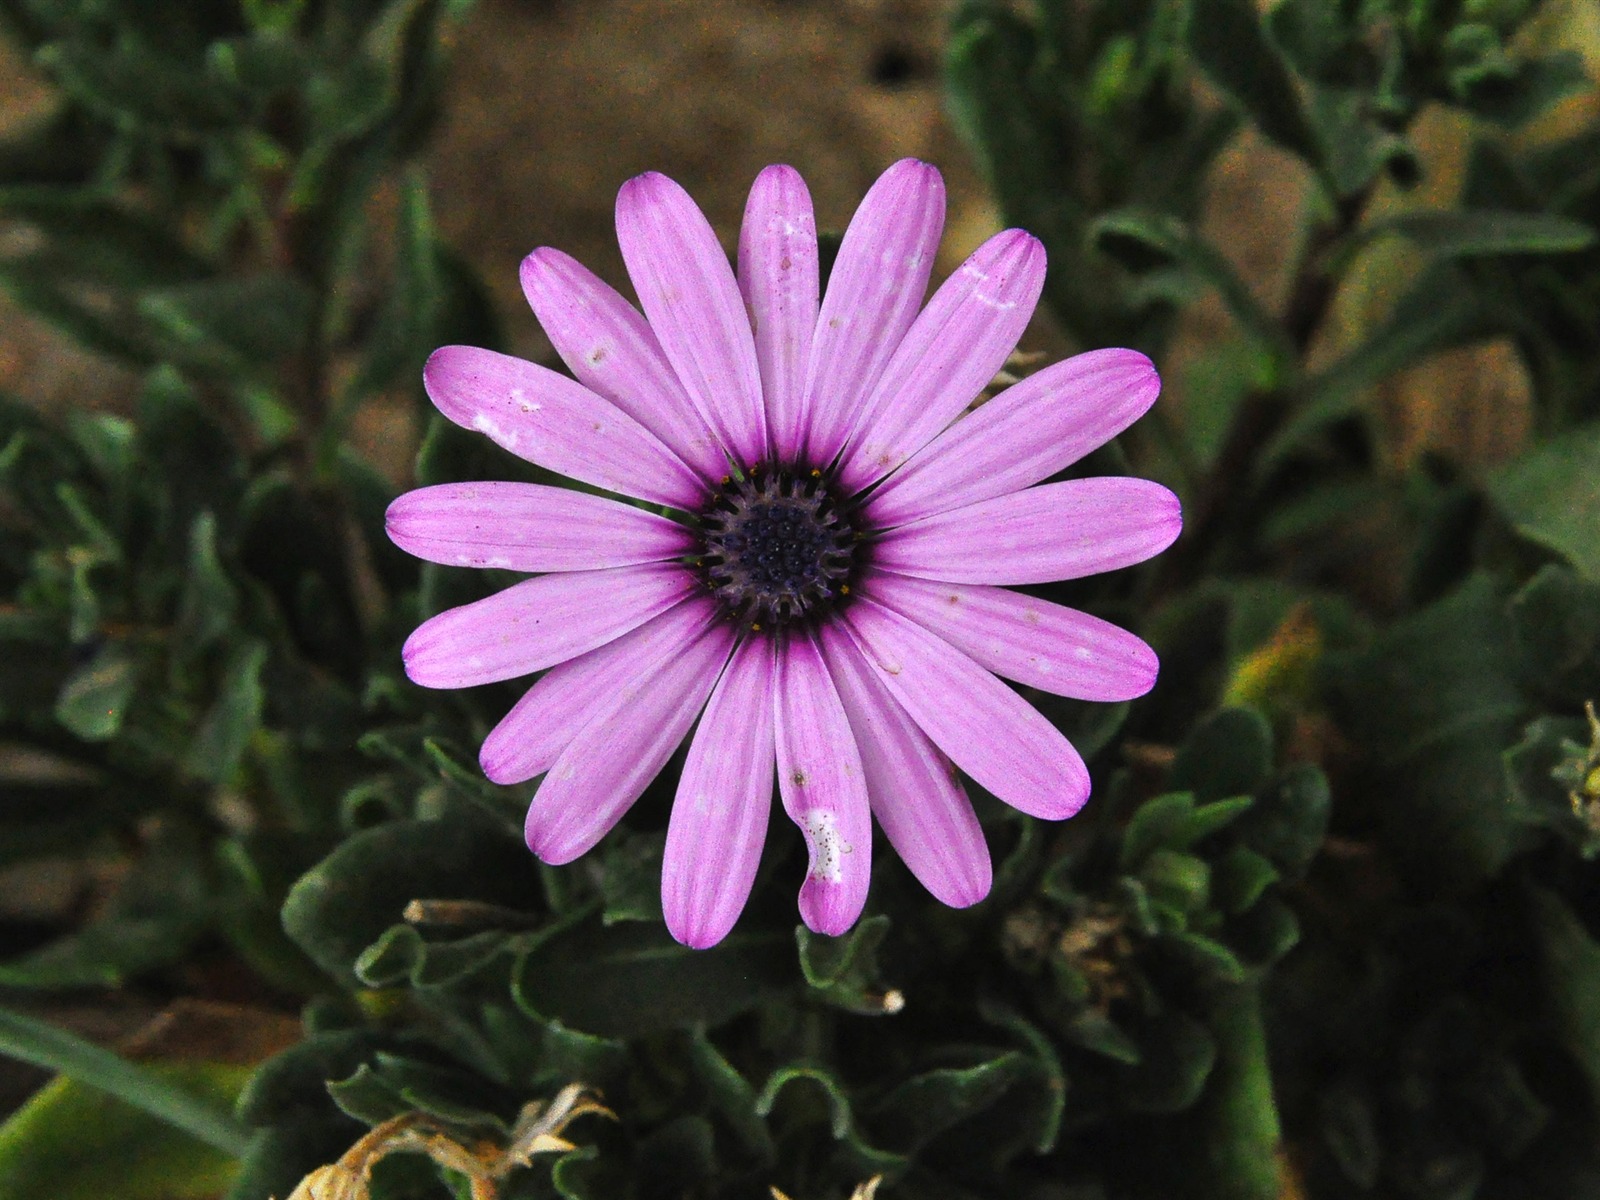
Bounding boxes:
517 245 567 292
798 880 863 937
421 343 467 389
382 493 408 547
665 907 734 951
398 625 443 689
1109 347 1162 402
479 743 531 787
616 169 681 211
523 814 583 866
884 156 940 178
868 158 945 208
1155 483 1185 544
991 227 1045 261
1041 767 1093 823
1107 640 1161 703
940 870 993 911
752 162 803 188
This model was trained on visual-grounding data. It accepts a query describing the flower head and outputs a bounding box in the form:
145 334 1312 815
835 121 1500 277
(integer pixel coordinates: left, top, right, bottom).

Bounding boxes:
387 160 1180 947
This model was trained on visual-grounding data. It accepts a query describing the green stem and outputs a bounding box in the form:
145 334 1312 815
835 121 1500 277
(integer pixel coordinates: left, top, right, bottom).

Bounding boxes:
1196 983 1285 1200
0 1007 250 1156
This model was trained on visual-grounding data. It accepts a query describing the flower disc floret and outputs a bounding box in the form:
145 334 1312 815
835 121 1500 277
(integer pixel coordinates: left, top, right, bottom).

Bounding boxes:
697 465 860 631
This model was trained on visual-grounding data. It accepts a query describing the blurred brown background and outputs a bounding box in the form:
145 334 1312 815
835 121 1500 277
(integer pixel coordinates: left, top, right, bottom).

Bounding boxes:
7 0 1594 474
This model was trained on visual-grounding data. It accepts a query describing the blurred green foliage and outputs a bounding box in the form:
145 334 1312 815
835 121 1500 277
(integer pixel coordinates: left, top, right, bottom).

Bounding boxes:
0 0 1599 1198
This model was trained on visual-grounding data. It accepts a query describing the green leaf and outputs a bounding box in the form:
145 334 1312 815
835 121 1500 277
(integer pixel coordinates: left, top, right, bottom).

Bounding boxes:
353 924 510 989
1318 1086 1380 1188
513 917 791 1038
1489 422 1600 581
342 167 440 401
1226 896 1301 964
1456 51 1591 128
535 1021 628 1091
978 1004 1067 1154
0 1008 249 1155
228 1032 380 1200
1237 764 1330 880
1333 574 1533 887
597 833 665 926
417 735 523 828
796 914 897 1011
328 1053 501 1132
1354 209 1596 258
754 1065 906 1174
186 638 268 784
36 39 243 136
1213 847 1279 915
207 30 309 95
1504 714 1591 845
1115 1008 1216 1113
1088 208 1292 367
136 366 243 523
1141 849 1212 917
0 1064 249 1200
1508 565 1600 704
1171 707 1274 802
281 816 537 984
234 1029 388 1128
0 262 153 363
0 185 212 288
1060 1008 1141 1064
1164 931 1249 984
1186 0 1321 172
0 825 213 989
1529 885 1600 1119
1306 87 1420 196
1121 793 1196 871
687 1029 775 1162
54 640 137 741
1267 265 1487 467
138 274 314 373
865 1053 1031 1156
175 512 238 655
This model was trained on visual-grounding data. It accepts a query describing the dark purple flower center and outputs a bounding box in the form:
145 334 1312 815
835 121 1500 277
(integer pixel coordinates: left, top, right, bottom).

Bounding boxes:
696 465 861 630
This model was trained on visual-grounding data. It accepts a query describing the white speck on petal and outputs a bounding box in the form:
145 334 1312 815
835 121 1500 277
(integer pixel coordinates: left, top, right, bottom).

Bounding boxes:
472 412 516 449
803 809 853 883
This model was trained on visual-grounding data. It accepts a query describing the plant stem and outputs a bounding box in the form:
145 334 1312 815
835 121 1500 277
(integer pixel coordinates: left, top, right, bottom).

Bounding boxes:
1154 183 1375 591
1196 983 1285 1200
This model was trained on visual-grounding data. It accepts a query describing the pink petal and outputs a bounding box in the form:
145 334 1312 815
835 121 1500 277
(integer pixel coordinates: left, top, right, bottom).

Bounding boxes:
615 172 768 467
873 478 1182 586
866 348 1161 527
402 562 695 689
520 248 730 483
835 230 1045 494
524 619 735 864
737 165 819 462
663 637 777 948
479 597 716 785
843 597 1089 820
773 634 872 936
802 159 945 466
817 624 990 908
424 346 707 509
386 482 694 573
864 571 1158 701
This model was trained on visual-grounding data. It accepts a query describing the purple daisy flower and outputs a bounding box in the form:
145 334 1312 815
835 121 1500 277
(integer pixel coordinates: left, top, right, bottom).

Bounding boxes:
387 159 1180 948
